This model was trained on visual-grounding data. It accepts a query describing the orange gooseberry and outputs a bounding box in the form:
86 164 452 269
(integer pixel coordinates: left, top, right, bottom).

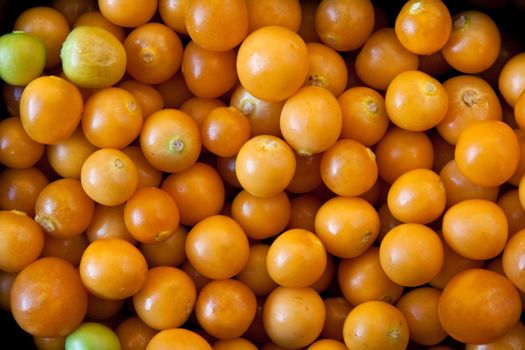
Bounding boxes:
124 23 183 85
79 237 148 300
235 135 296 198
394 0 452 55
380 223 444 287
280 86 342 156
237 26 308 102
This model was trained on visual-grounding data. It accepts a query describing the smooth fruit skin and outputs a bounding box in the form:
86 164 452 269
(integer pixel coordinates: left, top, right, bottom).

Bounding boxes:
0 167 49 217
34 178 95 239
0 210 44 273
185 215 249 280
441 10 501 74
266 228 327 288
320 139 378 197
379 223 444 287
86 203 135 244
115 316 157 350
280 85 342 156
0 31 46 86
13 6 70 69
521 176 525 212
307 339 347 350
10 257 88 337
46 127 98 179
355 28 419 91
229 85 284 137
387 168 446 224
395 287 447 346
315 0 375 52
236 244 279 297
235 135 296 198
385 70 448 132
246 0 302 34
231 190 291 240
124 22 183 85
214 338 258 350
465 321 525 350
338 86 389 146
79 237 148 300
394 0 452 55
123 187 180 244
338 246 404 307
80 148 139 206
263 286 325 349
146 328 212 350
503 228 525 293
455 120 519 187
99 0 157 28
304 42 348 96
140 108 202 174
139 225 187 268
133 266 196 331
375 127 434 184
73 10 127 43
343 300 409 350
181 42 237 99
20 75 83 145
315 197 379 259
429 236 485 290
161 162 225 227
439 159 499 208
65 322 121 350
320 297 352 341
442 199 508 260
195 279 257 340
237 26 308 102
438 268 522 344
185 0 248 52
201 106 251 157
81 87 143 149
437 74 502 145
499 52 525 108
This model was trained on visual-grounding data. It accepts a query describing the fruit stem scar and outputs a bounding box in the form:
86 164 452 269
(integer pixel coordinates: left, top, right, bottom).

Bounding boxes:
142 49 154 63
325 35 337 48
308 74 328 88
366 99 379 114
390 327 401 339
361 231 372 244
454 14 469 30
169 137 185 153
127 100 137 112
262 138 277 150
423 81 437 95
462 89 479 107
156 230 172 241
34 215 56 233
240 98 256 115
113 158 124 169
